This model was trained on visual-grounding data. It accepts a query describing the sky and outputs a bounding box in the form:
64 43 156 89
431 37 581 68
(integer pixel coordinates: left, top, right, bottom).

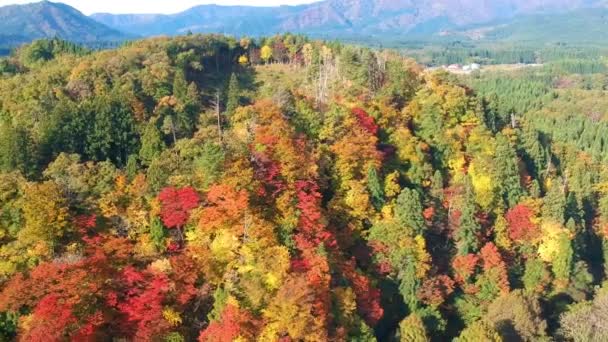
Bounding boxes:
0 0 318 14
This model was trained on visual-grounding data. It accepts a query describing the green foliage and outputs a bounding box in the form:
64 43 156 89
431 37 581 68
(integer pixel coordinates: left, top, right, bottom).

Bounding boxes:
395 188 425 236
225 73 241 116
457 177 481 255
140 122 166 167
494 133 524 208
1 33 608 341
398 313 428 342
0 311 17 341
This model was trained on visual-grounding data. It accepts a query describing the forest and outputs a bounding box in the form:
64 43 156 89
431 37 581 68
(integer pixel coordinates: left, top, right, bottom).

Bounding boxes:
0 34 608 341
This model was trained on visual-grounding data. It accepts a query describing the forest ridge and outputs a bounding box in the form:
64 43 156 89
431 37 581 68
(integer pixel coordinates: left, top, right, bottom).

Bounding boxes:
1 33 608 341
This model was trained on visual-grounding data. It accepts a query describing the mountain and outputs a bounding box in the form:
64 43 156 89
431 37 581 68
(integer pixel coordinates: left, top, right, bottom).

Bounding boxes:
0 1 127 50
91 0 608 40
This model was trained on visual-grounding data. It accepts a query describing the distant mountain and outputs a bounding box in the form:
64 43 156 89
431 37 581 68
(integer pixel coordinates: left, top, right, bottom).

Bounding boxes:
0 1 127 50
91 0 608 40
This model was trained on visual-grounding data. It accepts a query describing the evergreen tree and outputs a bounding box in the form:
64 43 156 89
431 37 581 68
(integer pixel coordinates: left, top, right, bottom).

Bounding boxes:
225 73 240 116
520 124 546 180
543 178 566 224
457 176 481 255
125 154 139 180
494 133 524 208
139 122 165 167
367 167 385 210
85 97 138 166
395 188 425 236
0 122 36 177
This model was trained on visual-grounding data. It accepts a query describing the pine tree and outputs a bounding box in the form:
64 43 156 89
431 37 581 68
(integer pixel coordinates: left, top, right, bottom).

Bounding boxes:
494 133 523 208
0 122 36 177
139 122 165 167
395 188 425 236
225 73 240 116
543 178 566 224
457 176 481 255
367 167 385 210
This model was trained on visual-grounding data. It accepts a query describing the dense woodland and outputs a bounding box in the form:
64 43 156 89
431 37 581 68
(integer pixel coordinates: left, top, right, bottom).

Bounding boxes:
0 34 608 341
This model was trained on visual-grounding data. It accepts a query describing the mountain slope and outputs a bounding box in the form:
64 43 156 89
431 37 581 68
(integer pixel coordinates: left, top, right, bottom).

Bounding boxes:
91 0 608 39
0 1 127 48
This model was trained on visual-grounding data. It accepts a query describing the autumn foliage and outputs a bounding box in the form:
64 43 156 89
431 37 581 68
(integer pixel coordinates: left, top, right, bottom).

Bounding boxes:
158 187 200 229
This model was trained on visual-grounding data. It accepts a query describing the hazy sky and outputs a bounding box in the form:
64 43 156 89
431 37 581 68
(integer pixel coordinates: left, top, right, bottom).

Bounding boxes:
0 0 318 14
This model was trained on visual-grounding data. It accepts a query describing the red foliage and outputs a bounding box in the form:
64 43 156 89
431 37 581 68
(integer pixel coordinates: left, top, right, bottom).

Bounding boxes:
452 254 479 284
198 305 258 342
252 153 286 198
352 108 379 136
170 254 199 305
480 242 504 269
479 242 510 293
72 311 105 341
505 204 538 242
295 180 334 247
418 275 456 306
158 187 200 229
342 260 384 326
22 294 77 342
423 207 436 221
117 267 171 340
74 214 97 231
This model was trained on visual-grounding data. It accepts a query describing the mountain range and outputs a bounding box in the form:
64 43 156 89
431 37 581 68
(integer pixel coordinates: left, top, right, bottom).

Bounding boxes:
90 0 608 38
0 1 125 50
2 0 608 53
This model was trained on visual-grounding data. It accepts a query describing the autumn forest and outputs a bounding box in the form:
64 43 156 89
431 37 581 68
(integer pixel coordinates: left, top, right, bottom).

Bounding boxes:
0 34 608 342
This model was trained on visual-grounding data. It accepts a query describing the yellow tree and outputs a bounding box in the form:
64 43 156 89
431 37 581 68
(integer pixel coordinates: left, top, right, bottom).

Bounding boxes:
19 181 70 249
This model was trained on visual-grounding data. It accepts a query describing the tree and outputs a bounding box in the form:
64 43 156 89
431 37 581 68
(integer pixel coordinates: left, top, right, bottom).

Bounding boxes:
225 73 240 116
395 188 425 236
494 133 523 208
19 181 70 249
0 122 36 177
456 177 481 255
543 178 566 224
198 304 258 342
85 97 139 166
158 187 200 243
367 167 385 210
399 313 429 342
455 320 501 342
505 203 539 242
560 289 608 342
139 122 165 167
261 45 273 63
486 290 548 341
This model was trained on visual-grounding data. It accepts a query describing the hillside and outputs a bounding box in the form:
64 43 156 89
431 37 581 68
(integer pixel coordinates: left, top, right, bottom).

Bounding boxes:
0 1 127 52
91 0 608 40
1 34 608 341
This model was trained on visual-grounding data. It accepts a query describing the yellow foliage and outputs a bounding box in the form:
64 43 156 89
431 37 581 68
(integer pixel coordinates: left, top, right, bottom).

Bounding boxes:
134 234 157 257
538 221 569 262
162 307 182 327
210 229 240 264
19 182 70 246
494 214 512 251
414 235 431 279
469 161 496 209
344 181 373 219
384 171 401 199
149 258 173 274
261 45 273 62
